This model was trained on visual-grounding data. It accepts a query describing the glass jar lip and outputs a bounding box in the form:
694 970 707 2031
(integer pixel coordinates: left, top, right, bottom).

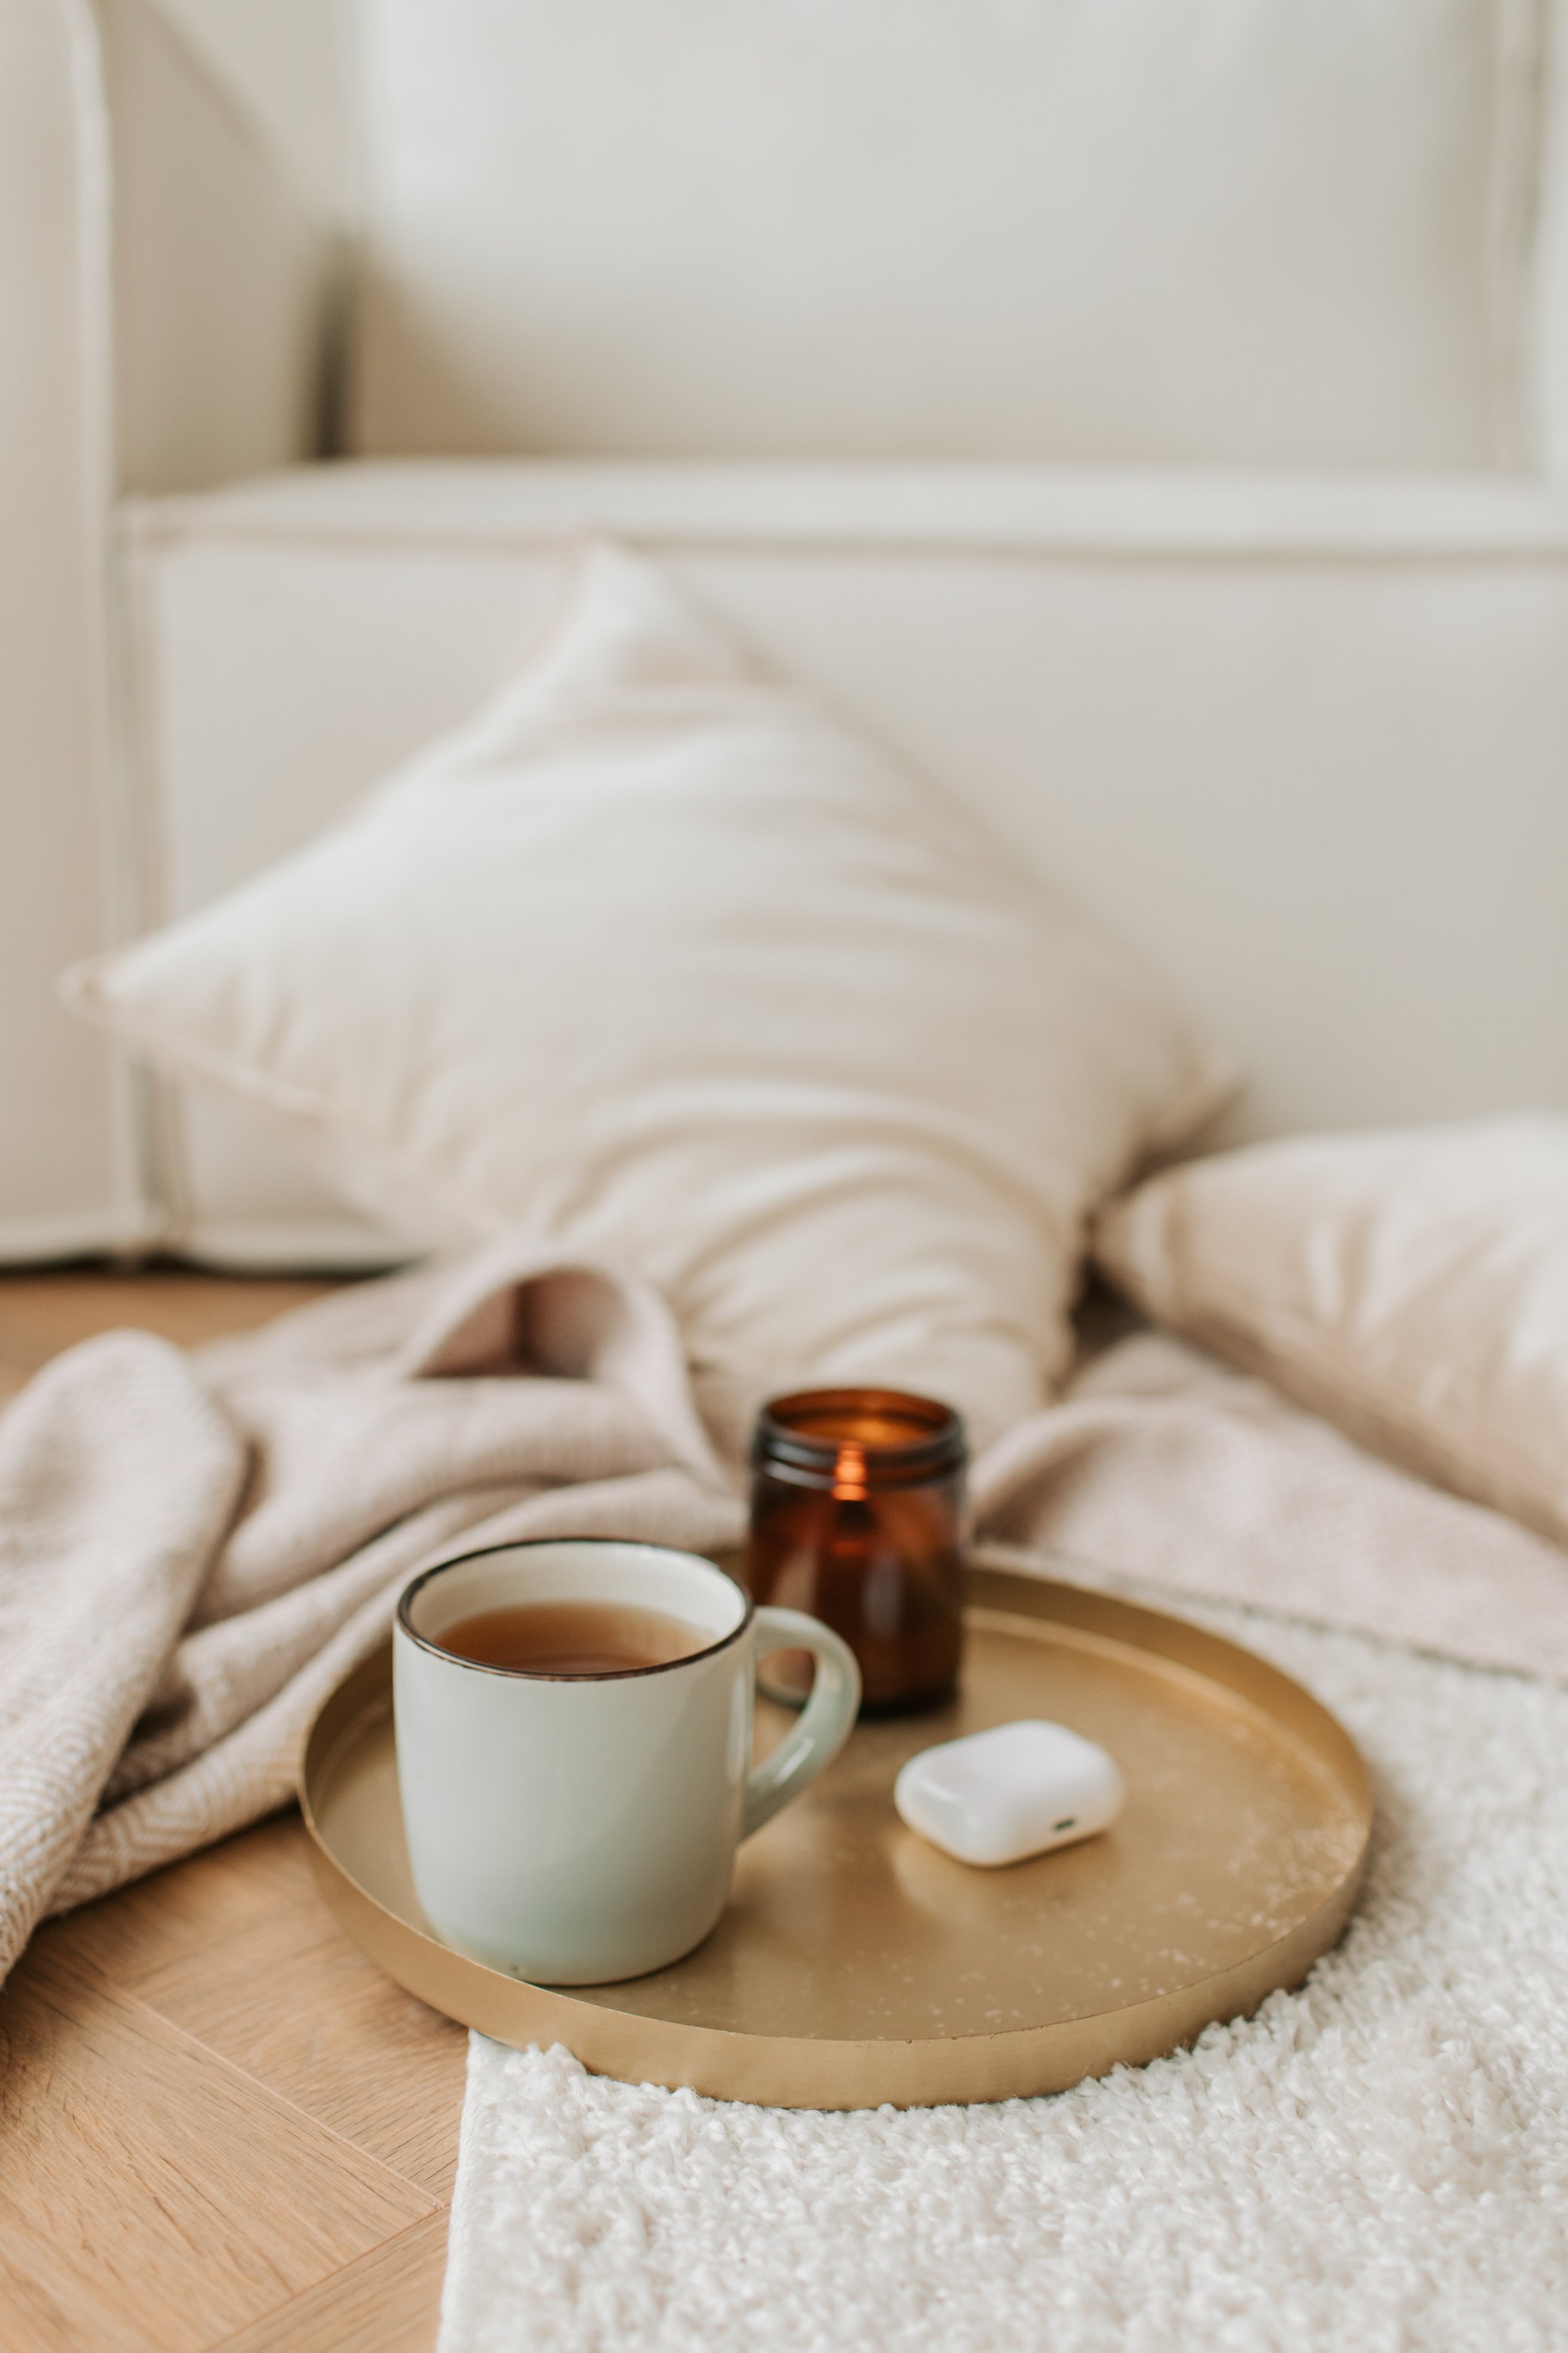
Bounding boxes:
753 1385 967 1482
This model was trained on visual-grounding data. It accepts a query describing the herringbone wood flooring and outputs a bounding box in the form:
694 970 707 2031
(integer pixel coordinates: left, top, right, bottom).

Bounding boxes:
0 1270 464 2353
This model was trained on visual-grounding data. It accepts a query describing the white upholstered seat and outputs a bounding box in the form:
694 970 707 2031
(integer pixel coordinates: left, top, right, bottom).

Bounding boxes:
5 0 1568 1260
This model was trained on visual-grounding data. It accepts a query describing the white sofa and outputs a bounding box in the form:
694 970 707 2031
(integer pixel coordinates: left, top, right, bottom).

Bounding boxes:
8 0 1568 1265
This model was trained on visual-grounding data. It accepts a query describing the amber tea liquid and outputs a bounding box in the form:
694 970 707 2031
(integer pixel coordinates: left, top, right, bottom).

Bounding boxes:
435 1600 705 1676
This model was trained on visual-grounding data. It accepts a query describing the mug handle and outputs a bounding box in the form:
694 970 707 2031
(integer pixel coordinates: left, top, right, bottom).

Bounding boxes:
741 1607 862 1840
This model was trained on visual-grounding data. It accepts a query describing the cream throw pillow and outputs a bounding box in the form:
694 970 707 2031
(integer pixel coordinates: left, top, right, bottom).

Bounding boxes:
66 543 1229 1440
1095 1118 1568 1548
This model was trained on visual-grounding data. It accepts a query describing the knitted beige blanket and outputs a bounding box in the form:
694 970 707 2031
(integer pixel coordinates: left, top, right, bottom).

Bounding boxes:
4 1243 1565 1987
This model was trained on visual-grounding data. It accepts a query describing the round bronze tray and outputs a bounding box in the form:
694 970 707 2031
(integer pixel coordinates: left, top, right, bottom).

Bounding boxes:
301 1556 1370 2110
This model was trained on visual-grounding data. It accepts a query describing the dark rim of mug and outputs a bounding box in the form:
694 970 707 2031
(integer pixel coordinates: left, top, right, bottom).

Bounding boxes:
396 1538 755 1682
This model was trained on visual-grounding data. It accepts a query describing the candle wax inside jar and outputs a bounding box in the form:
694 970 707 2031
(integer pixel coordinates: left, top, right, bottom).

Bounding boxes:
748 1479 964 1712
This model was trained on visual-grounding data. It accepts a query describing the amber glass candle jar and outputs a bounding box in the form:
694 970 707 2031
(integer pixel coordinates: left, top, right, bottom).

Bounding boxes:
746 1388 967 1715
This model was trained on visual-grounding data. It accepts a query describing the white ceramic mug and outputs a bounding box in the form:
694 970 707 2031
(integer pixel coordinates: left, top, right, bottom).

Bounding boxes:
394 1538 861 1984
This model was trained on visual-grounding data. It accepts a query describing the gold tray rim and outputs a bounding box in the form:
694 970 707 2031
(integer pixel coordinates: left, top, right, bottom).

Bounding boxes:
300 1557 1371 2110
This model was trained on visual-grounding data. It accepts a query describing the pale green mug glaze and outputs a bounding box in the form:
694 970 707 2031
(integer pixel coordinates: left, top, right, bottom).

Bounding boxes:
394 1537 860 1984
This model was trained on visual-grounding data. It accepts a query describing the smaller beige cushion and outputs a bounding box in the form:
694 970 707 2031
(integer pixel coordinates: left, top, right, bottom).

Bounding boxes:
1095 1118 1568 1550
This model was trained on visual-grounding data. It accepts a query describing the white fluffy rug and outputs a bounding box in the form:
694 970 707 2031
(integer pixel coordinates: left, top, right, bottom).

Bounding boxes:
437 1597 1568 2351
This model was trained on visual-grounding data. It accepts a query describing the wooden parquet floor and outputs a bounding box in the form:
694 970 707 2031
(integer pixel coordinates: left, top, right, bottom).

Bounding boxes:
0 1269 466 2353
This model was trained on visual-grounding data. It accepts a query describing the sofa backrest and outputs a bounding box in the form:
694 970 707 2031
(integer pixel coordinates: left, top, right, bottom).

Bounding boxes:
343 0 1551 472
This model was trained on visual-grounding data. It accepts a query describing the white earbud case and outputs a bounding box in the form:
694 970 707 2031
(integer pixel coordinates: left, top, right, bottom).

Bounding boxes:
894 1719 1125 1867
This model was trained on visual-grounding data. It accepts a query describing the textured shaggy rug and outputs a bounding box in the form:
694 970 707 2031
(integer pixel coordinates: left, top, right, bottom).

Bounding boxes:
438 1593 1568 2352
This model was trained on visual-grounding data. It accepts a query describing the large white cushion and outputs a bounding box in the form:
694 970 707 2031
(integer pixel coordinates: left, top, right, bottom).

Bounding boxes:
116 462 1568 1276
351 0 1533 470
1096 1119 1568 1552
66 541 1228 1438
